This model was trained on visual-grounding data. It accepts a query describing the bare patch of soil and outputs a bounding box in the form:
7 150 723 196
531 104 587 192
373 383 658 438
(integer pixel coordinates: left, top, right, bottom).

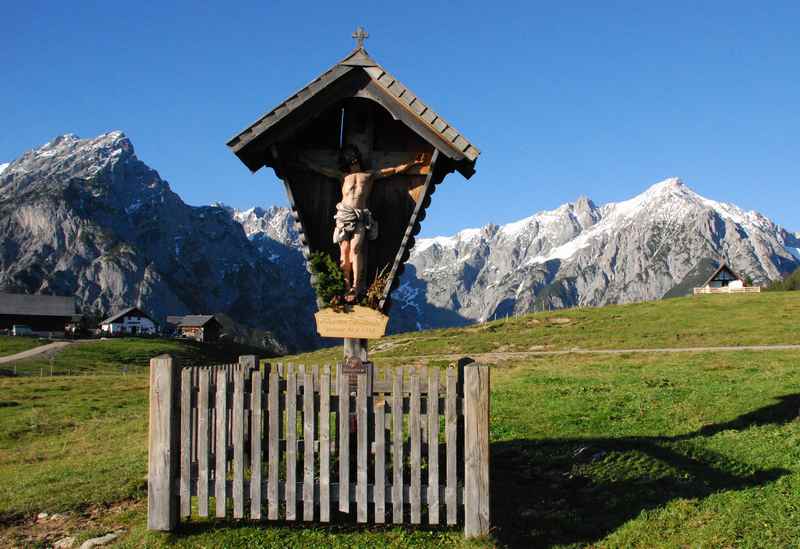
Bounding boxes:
0 500 139 548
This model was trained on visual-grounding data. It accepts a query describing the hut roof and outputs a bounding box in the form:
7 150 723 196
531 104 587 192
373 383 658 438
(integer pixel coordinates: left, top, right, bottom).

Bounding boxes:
101 307 153 325
0 293 76 317
178 315 218 328
702 263 743 287
227 45 480 178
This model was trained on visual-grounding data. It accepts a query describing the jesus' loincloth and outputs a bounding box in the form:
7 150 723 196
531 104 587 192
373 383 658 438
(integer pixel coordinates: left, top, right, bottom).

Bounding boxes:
333 202 379 243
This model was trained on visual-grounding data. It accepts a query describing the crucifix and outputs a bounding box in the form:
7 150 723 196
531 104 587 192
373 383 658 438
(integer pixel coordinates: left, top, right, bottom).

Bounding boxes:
352 26 369 48
227 27 479 419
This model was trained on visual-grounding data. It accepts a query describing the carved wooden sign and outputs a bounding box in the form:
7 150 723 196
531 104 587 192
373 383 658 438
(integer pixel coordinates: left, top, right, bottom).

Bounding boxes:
227 32 479 340
314 305 388 339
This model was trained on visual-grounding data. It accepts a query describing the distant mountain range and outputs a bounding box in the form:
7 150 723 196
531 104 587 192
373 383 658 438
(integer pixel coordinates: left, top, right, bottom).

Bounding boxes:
231 178 799 332
1 131 797 348
0 132 316 352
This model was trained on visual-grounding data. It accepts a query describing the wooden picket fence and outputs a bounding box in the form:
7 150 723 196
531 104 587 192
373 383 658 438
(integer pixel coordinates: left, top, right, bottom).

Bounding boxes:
147 354 490 537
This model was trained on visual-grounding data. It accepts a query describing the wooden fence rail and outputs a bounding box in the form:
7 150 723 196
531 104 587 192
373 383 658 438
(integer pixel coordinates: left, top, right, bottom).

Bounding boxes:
147 354 490 538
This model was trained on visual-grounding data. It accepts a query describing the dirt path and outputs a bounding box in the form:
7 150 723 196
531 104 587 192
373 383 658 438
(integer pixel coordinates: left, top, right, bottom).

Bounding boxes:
0 342 73 364
385 344 800 363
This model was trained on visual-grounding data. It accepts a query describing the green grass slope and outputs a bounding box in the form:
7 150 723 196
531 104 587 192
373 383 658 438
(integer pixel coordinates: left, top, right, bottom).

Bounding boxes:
2 337 267 377
1 293 800 547
289 291 800 366
0 335 50 357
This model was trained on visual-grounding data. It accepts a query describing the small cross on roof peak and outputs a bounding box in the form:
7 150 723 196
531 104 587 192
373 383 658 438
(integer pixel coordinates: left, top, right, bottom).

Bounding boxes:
352 26 369 49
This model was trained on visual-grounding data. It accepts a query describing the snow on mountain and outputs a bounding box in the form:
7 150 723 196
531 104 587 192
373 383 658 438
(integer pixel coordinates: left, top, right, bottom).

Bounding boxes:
0 132 318 351
390 177 800 331
0 163 9 175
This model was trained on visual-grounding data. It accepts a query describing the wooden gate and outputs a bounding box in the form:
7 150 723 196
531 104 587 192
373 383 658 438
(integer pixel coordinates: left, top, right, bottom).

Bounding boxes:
147 354 490 537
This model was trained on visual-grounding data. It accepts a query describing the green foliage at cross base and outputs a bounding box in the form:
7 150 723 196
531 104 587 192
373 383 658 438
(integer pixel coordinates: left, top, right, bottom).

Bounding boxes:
308 251 347 307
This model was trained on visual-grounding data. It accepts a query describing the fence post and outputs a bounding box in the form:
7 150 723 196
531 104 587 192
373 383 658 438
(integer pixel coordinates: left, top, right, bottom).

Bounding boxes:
148 354 179 531
463 363 490 538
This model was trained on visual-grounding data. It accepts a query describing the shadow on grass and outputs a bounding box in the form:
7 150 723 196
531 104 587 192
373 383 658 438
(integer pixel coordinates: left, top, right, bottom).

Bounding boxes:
147 395 798 548
492 394 799 548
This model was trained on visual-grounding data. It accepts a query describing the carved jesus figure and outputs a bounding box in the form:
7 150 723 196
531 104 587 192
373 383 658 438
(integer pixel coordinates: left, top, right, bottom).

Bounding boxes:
297 145 423 303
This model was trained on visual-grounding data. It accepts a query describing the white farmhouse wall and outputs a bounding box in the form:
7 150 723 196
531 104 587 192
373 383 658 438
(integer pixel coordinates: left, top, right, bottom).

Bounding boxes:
101 314 157 335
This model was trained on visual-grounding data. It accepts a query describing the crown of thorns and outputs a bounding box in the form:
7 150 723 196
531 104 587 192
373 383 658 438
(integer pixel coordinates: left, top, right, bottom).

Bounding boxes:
338 145 363 170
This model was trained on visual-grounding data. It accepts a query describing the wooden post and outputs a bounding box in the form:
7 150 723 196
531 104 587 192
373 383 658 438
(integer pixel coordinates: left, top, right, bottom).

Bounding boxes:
148 355 179 531
343 338 372 394
463 363 490 538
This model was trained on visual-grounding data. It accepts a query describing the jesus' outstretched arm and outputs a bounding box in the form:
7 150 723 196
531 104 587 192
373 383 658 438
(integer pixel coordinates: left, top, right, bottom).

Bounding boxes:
372 153 426 180
291 154 342 180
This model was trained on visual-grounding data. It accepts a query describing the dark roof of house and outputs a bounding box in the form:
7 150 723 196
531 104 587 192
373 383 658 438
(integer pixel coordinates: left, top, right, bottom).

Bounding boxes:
165 316 184 326
702 263 743 287
0 293 76 317
178 315 218 328
101 307 154 325
227 45 480 178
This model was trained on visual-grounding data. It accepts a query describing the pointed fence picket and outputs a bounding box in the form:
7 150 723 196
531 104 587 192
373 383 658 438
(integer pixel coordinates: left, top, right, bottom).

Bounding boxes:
147 354 490 538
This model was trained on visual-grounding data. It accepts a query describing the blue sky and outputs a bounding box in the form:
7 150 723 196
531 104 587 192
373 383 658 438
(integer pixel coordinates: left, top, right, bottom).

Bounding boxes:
2 1 798 235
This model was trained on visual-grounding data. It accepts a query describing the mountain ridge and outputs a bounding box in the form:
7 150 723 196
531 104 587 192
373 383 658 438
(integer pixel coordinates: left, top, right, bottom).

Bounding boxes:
228 177 798 333
3 131 797 345
0 131 317 351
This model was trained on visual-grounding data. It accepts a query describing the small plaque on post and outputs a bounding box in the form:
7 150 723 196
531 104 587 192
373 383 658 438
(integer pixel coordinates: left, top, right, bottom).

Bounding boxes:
342 357 370 375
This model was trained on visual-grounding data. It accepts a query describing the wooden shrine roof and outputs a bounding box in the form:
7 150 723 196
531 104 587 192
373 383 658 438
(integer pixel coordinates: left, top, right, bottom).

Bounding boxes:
227 46 480 178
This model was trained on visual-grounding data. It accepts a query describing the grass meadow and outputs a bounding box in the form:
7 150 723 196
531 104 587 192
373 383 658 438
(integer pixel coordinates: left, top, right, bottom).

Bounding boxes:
0 293 798 547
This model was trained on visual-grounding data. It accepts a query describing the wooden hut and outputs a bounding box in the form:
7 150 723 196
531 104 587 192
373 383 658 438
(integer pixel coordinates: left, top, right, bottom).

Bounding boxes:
694 264 760 294
227 34 479 337
0 292 77 333
176 315 222 342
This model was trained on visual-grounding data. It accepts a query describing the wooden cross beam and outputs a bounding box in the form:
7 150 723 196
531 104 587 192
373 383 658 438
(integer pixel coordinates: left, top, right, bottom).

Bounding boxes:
352 26 369 49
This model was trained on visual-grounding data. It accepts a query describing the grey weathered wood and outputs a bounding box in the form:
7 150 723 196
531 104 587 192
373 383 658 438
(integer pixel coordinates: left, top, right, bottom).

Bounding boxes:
179 367 192 518
240 355 257 464
333 362 340 457
190 479 463 505
420 366 428 448
319 365 331 522
286 364 297 520
445 365 458 525
197 368 210 517
233 367 245 518
191 367 198 467
380 148 441 309
374 398 386 523
356 374 368 523
410 369 421 523
463 364 490 537
427 367 440 524
267 365 280 520
215 368 228 518
250 370 263 519
338 365 350 513
392 366 403 524
148 355 179 531
303 366 315 521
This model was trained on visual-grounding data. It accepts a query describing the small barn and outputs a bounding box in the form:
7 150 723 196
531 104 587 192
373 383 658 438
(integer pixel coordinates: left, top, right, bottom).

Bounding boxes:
175 315 222 343
0 292 78 333
694 264 760 294
100 307 157 336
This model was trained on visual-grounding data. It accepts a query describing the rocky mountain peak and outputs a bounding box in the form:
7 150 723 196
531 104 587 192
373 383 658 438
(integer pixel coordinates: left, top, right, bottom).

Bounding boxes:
0 131 319 352
388 177 800 331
